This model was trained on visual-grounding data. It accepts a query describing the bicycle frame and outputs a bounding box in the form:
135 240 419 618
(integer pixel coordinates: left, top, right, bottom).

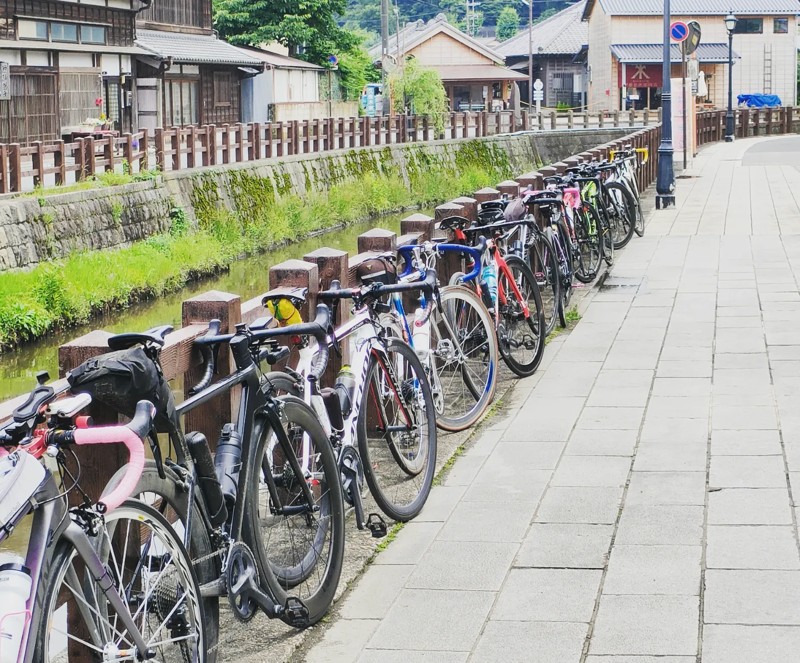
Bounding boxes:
271 306 414 529
174 340 315 600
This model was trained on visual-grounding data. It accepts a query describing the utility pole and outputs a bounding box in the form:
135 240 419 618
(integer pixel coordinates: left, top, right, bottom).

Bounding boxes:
528 0 533 110
380 0 389 114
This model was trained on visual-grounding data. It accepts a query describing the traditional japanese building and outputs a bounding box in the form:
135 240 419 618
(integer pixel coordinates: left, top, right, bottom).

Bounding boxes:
0 0 147 143
133 0 262 131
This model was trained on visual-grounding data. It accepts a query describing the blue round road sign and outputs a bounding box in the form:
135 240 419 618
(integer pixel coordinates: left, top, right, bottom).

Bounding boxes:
670 21 689 42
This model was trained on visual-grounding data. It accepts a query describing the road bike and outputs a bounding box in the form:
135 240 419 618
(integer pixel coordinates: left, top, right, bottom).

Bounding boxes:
84 321 346 643
0 375 207 661
382 240 499 432
443 216 547 377
252 276 438 539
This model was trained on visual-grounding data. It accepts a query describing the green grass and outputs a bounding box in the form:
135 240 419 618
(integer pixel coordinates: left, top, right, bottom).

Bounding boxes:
0 163 504 349
21 168 161 200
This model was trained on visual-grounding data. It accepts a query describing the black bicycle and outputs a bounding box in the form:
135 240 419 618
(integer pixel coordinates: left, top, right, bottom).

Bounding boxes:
71 316 346 658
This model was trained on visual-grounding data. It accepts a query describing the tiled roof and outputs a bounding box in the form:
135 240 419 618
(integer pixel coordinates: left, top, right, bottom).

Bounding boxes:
496 1 587 57
431 64 529 81
611 42 739 62
367 14 503 65
136 29 263 66
233 45 324 70
584 0 800 19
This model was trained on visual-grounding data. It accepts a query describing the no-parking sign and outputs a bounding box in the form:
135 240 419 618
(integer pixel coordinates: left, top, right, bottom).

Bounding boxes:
670 21 689 42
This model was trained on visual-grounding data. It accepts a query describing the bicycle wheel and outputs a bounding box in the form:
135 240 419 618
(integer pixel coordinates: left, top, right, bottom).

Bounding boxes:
247 395 345 626
527 232 560 336
496 255 546 377
573 206 602 284
633 189 645 237
546 225 570 328
605 182 636 249
433 284 499 432
358 338 437 522
104 460 219 662
36 500 206 662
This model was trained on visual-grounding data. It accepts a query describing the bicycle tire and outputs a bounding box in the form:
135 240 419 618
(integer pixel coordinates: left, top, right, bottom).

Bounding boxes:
572 206 602 284
605 181 636 249
527 231 560 336
104 460 220 662
497 255 546 377
246 395 345 626
358 338 437 522
434 284 499 432
35 500 207 662
633 195 645 237
545 225 570 328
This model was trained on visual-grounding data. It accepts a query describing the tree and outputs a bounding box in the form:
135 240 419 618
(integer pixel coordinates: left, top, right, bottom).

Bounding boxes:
535 7 558 23
213 0 357 65
388 59 449 133
336 32 380 100
496 6 520 40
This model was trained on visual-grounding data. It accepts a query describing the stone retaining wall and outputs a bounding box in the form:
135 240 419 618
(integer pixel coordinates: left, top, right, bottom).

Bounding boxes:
0 128 633 272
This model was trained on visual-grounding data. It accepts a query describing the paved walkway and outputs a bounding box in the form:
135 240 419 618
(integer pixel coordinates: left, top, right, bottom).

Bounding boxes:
302 135 800 662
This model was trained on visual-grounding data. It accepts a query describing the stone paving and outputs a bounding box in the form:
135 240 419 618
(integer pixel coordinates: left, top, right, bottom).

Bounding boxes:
301 135 800 662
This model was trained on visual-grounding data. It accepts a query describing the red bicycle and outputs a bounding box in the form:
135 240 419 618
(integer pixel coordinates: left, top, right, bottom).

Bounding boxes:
441 216 546 378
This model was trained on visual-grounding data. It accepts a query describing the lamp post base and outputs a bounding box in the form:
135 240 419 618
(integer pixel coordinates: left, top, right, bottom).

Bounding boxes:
656 194 676 209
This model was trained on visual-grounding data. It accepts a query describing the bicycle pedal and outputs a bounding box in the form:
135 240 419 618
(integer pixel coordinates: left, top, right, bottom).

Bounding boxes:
366 512 388 538
283 597 310 629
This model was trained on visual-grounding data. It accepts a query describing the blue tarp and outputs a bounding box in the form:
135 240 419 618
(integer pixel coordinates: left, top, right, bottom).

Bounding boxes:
737 94 782 108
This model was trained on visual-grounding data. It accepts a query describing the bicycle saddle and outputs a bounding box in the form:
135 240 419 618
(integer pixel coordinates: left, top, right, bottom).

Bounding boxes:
261 286 308 308
438 215 472 231
107 324 174 351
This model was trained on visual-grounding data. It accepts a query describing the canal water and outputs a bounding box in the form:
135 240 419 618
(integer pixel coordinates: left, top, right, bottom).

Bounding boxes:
0 214 406 401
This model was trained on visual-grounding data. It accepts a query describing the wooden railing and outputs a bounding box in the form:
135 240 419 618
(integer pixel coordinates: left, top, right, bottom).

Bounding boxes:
0 109 661 195
696 106 798 147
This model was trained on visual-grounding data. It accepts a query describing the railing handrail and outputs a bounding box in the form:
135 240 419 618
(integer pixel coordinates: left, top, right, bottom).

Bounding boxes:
0 109 665 195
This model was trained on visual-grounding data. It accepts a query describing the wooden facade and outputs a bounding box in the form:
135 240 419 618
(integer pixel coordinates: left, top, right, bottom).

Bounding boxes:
0 0 135 45
137 0 210 32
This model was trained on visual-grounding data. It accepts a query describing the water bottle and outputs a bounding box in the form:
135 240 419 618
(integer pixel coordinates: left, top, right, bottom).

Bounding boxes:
0 555 31 663
413 308 431 360
214 424 242 510
334 365 356 419
480 263 498 313
187 432 228 527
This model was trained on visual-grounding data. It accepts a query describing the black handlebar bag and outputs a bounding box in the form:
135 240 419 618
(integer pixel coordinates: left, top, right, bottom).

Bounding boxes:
66 347 180 439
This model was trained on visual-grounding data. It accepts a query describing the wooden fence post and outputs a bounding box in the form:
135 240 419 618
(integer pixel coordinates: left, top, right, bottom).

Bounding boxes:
123 134 134 174
473 186 500 204
400 213 436 241
31 141 43 188
171 130 180 171
59 331 122 503
269 259 319 326
451 196 478 222
0 144 9 193
358 228 396 254
104 136 115 173
182 291 242 445
155 129 165 170
85 137 96 178
496 179 520 198
303 247 349 378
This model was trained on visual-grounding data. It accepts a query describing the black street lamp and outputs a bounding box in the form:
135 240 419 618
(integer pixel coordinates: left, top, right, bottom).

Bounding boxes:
724 12 738 142
655 0 675 209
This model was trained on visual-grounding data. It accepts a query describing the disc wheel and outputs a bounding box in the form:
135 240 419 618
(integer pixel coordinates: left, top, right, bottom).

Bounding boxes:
246 395 345 627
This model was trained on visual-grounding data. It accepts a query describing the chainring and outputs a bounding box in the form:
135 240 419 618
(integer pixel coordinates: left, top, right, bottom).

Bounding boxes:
225 541 260 623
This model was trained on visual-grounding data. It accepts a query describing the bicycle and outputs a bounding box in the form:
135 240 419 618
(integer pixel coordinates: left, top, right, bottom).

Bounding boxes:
610 145 647 237
0 375 207 662
383 240 499 432
253 276 438 536
78 321 346 639
444 216 547 377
